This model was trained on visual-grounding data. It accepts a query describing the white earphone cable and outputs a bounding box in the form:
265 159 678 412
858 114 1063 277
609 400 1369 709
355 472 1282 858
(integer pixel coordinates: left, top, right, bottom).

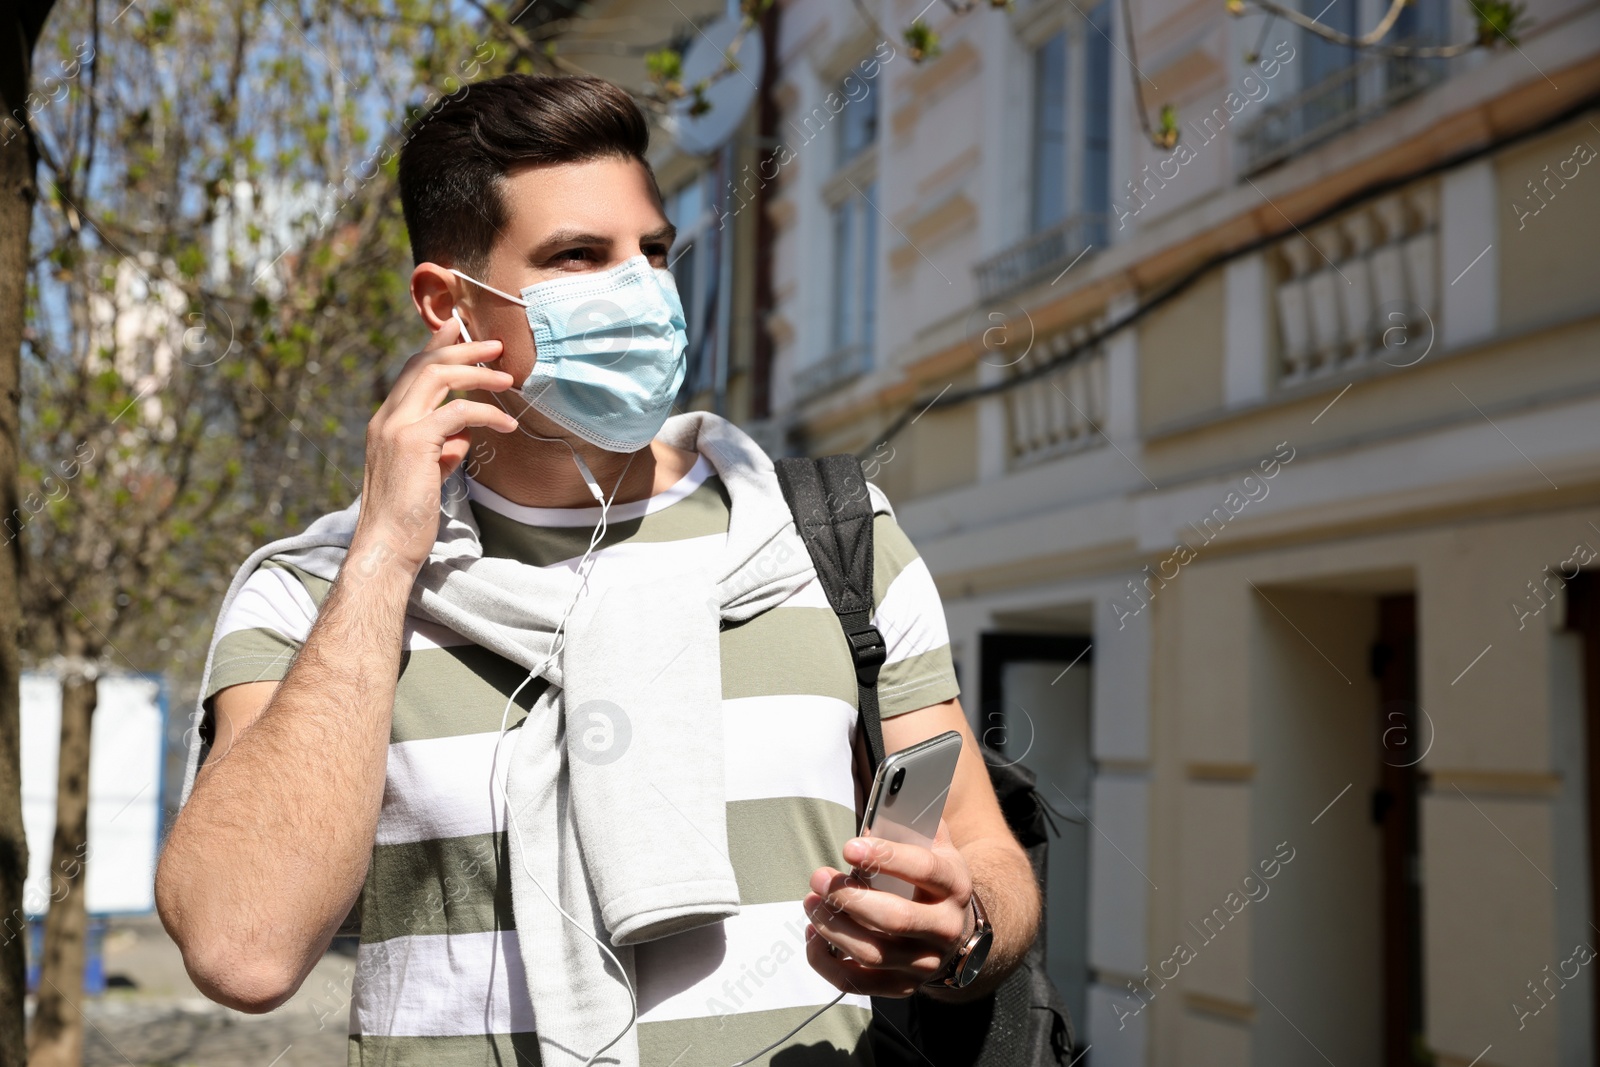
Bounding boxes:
454 304 846 1066
487 452 637 1067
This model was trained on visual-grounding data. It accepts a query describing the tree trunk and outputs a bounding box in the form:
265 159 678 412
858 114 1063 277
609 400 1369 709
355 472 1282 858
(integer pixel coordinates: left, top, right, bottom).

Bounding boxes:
26 666 96 1067
1 4 56 1065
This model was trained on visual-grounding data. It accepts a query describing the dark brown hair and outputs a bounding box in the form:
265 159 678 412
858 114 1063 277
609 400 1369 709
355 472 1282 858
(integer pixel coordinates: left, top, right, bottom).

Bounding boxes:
398 74 656 273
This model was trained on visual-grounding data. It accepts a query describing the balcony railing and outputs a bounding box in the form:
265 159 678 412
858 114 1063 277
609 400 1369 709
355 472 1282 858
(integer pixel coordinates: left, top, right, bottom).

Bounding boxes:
975 213 1108 302
794 343 871 402
1238 49 1449 175
1005 323 1107 468
1269 181 1438 385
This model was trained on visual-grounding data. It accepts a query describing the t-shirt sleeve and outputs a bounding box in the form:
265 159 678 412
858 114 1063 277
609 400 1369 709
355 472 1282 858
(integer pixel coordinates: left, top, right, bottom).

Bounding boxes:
870 513 961 718
185 561 323 794
183 561 360 936
201 562 322 700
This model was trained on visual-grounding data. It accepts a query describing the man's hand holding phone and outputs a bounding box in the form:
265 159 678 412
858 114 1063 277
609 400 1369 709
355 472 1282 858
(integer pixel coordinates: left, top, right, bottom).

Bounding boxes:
802 818 977 997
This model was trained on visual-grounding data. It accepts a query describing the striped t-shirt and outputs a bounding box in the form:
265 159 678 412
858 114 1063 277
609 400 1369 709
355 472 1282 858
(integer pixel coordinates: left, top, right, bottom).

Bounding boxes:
199 453 961 1066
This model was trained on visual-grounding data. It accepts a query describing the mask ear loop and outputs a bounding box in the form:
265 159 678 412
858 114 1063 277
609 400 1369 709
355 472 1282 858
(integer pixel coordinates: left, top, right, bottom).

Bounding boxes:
450 276 843 1066
450 294 605 505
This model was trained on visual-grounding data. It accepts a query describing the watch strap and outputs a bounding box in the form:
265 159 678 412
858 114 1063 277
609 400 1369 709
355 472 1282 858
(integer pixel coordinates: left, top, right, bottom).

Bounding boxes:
930 887 990 987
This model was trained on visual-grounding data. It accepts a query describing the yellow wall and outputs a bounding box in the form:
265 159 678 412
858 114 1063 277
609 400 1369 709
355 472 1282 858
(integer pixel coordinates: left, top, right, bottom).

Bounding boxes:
1143 503 1599 1066
1139 270 1226 434
1141 314 1600 494
1497 120 1600 337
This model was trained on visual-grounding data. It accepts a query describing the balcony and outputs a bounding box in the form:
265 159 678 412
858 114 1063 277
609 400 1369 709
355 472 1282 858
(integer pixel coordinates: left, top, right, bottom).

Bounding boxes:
794 343 871 402
1004 323 1108 468
975 212 1108 302
1238 48 1450 175
1269 181 1439 385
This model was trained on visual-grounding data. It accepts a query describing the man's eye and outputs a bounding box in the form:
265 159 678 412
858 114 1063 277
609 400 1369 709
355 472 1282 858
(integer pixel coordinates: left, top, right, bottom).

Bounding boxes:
555 248 592 263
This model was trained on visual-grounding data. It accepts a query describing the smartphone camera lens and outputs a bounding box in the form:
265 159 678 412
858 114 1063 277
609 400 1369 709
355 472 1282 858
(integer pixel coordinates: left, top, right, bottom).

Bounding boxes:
889 767 906 796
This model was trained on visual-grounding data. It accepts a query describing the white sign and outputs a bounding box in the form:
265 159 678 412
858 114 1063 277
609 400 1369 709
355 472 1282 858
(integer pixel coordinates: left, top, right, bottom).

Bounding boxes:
20 671 167 917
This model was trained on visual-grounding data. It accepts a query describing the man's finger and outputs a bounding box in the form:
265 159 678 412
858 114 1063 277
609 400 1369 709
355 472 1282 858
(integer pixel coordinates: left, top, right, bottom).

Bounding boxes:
843 825 965 900
388 337 505 396
392 364 514 420
802 894 943 972
804 926 920 998
380 320 505 418
808 867 965 947
419 398 520 440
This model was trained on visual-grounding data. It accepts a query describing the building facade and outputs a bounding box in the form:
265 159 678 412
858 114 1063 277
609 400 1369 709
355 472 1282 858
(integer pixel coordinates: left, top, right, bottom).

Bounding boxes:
564 0 781 442
567 0 1600 1061
748 0 1600 1065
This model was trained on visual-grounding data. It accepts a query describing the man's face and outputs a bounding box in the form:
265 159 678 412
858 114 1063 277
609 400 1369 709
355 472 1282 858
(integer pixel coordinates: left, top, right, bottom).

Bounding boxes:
457 155 676 387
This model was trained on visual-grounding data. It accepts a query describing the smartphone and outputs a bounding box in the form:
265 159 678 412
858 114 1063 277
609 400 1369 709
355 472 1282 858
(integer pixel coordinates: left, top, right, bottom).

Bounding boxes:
855 730 963 899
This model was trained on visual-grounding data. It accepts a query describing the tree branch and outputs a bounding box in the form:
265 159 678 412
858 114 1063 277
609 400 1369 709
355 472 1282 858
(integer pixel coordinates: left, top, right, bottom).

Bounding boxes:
1241 0 1482 56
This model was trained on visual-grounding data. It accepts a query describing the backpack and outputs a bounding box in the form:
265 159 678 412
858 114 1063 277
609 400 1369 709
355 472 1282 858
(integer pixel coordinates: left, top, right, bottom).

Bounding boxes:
774 454 1077 1067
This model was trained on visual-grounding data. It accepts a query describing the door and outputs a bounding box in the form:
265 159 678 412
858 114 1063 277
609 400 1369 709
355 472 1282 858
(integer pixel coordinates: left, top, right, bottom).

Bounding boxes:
1564 572 1600 1053
1372 594 1424 1065
981 633 1093 1045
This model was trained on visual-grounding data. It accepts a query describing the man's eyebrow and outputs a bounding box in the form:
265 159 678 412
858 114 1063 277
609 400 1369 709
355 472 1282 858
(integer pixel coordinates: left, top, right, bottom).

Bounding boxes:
528 224 679 254
534 228 612 250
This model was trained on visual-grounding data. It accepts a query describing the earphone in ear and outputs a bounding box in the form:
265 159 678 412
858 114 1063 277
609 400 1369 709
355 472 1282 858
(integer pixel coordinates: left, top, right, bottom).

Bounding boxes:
449 306 605 505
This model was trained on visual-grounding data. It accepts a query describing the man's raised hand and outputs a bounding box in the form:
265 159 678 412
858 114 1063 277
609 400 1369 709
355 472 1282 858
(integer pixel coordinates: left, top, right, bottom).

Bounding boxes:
351 316 519 576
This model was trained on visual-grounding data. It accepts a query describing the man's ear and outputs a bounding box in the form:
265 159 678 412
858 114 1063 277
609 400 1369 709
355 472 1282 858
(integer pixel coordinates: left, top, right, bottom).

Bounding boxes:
411 262 463 334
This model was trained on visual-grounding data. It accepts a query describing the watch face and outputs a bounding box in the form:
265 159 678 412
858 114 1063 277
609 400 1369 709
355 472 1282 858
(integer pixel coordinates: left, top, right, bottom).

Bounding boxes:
956 930 995 987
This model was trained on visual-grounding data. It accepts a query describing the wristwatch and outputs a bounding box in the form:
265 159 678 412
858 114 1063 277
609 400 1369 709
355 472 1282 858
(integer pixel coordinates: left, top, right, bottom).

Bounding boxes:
930 887 994 989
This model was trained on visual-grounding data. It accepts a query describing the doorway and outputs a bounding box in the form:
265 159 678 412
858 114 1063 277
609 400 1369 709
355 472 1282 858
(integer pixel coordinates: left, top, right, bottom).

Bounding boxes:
1372 594 1424 1065
1562 572 1600 1055
980 633 1093 1046
1250 585 1385 1065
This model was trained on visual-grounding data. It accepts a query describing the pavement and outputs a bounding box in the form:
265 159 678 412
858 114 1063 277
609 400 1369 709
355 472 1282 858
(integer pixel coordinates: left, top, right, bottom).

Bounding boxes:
26 914 356 1067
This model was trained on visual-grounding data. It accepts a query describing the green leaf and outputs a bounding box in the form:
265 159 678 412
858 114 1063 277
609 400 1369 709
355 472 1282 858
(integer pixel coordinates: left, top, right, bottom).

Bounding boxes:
1471 0 1527 44
688 81 713 117
176 245 205 279
1157 104 1180 148
903 21 942 63
645 48 684 88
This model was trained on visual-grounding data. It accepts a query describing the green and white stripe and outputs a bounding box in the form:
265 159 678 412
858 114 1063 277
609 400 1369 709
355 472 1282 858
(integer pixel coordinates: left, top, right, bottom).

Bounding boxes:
202 455 959 1066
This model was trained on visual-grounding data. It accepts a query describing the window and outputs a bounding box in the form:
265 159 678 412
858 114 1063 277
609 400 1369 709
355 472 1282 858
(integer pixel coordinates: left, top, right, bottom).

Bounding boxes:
1031 32 1069 232
1393 0 1451 82
1301 0 1358 128
1394 0 1450 46
1028 1 1113 237
1083 1 1113 221
797 65 882 399
664 175 717 396
837 74 879 163
830 180 878 358
978 2 1116 298
1235 0 1453 172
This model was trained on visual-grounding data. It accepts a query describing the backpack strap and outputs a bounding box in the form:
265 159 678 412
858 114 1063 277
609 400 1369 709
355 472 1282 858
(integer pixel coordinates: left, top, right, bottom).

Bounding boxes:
775 454 887 772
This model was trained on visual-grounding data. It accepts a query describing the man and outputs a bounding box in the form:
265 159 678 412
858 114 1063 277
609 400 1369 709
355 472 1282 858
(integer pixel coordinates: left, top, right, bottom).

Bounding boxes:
155 73 1040 1066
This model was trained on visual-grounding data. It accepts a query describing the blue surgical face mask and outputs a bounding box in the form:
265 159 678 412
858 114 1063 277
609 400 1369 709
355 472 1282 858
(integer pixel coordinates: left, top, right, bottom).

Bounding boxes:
449 255 688 453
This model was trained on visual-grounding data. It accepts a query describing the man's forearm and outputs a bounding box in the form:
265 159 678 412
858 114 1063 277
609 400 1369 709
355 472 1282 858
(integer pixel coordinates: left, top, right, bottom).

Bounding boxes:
156 543 415 1008
927 838 1041 1002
